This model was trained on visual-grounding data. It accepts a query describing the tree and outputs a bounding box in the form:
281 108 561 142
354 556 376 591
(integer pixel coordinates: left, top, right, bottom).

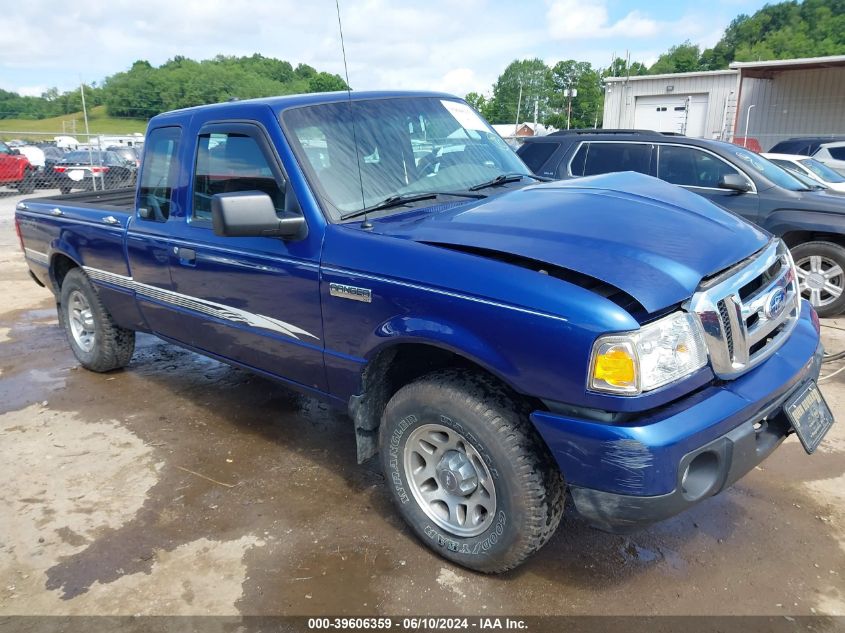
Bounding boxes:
603 57 649 79
308 72 349 93
547 60 604 129
487 59 552 125
463 92 488 114
649 41 702 74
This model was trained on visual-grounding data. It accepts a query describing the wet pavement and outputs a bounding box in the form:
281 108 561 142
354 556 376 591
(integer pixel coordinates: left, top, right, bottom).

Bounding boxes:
0 189 843 616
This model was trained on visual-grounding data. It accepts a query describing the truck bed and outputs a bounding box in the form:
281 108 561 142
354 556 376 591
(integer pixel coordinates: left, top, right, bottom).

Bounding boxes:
27 187 136 213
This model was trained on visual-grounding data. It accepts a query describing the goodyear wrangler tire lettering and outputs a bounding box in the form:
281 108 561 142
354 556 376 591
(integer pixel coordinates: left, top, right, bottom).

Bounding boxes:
379 370 565 573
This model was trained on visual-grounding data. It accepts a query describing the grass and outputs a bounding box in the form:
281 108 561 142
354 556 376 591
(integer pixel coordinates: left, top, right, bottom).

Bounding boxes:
0 106 147 141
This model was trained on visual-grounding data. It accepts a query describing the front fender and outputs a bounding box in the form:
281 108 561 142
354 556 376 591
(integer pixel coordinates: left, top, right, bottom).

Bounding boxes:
762 208 845 239
364 314 519 384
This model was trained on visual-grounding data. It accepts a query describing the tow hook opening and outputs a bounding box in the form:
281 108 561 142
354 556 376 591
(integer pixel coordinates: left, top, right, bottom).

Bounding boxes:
681 451 720 501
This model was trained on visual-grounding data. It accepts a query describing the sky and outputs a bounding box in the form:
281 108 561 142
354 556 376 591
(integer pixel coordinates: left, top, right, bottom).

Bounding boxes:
1 0 771 99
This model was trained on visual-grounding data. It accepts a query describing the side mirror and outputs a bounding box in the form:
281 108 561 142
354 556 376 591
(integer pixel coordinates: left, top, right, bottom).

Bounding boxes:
10 148 20 155
211 191 307 240
719 173 752 193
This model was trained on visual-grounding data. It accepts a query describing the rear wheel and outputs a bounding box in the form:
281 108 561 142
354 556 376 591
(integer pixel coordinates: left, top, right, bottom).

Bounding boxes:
60 268 135 372
18 173 35 195
792 241 845 317
379 370 565 573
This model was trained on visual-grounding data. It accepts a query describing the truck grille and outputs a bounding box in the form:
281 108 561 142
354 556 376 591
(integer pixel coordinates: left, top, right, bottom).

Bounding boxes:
690 240 800 379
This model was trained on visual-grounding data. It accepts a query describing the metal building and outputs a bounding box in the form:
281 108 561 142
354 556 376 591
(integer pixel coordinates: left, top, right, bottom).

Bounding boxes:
602 70 739 140
731 56 845 151
602 55 845 151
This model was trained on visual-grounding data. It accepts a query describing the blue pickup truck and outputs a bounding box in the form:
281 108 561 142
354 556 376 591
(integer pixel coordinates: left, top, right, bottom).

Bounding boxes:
15 91 834 573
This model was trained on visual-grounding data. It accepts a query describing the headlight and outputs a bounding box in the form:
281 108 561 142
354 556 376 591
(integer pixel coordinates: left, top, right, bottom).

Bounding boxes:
589 312 708 395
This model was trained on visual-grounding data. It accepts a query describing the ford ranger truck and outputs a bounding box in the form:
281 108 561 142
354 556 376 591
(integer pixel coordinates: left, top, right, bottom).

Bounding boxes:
14 92 834 573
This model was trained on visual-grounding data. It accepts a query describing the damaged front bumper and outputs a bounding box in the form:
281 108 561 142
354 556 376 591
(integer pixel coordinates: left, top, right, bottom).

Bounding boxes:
530 302 824 533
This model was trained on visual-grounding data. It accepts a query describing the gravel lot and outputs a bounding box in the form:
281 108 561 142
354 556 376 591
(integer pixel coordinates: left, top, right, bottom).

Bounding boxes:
0 188 843 617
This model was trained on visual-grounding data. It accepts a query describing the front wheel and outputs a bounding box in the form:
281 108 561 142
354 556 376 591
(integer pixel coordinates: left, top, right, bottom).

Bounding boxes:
792 241 845 317
60 268 135 372
380 370 565 573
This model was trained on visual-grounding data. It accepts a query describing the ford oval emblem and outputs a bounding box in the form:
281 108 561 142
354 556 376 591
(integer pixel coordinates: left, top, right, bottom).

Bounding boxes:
765 288 787 319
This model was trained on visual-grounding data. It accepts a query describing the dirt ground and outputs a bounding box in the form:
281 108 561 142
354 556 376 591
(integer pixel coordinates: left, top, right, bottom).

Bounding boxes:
0 188 843 618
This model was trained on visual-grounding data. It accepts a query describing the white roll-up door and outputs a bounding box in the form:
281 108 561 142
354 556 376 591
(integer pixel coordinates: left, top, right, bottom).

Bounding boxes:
634 94 708 137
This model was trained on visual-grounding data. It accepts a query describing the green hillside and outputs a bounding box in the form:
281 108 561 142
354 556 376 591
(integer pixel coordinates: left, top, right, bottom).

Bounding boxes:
0 106 147 141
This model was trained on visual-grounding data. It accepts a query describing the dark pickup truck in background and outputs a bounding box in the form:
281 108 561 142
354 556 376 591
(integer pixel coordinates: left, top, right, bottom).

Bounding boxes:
518 130 845 317
15 92 834 573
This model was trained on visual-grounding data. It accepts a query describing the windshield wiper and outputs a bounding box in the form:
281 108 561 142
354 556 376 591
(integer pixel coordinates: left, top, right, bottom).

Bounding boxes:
467 172 552 192
340 191 485 221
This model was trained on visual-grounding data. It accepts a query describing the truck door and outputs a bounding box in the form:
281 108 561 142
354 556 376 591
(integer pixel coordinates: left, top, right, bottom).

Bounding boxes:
163 121 325 391
125 126 182 333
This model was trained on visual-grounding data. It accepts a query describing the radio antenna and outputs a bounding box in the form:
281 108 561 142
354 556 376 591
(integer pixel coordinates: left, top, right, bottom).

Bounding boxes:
335 0 371 229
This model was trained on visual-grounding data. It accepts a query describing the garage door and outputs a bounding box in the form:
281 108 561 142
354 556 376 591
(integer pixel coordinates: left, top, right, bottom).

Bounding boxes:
634 94 708 137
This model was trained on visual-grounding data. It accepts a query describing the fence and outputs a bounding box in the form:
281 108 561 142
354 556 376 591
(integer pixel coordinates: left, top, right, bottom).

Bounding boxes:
1 130 144 194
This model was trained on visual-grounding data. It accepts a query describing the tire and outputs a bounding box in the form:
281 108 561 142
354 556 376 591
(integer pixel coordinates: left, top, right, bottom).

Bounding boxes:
791 241 845 317
379 370 565 573
18 174 35 195
59 186 72 195
59 268 135 372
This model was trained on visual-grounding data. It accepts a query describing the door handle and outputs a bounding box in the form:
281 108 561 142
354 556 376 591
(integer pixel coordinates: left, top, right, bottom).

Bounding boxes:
176 247 196 265
102 215 120 225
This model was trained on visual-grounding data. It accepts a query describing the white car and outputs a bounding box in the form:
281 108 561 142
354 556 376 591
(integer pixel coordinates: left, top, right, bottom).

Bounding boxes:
763 152 845 193
813 141 845 176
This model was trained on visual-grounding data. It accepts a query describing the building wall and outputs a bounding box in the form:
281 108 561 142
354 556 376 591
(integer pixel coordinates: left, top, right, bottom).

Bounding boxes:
736 67 845 151
603 71 739 139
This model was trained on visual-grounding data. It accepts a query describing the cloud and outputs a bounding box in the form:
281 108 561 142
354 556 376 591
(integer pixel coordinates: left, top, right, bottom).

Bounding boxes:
546 0 726 45
0 0 752 104
15 85 47 97
546 0 660 39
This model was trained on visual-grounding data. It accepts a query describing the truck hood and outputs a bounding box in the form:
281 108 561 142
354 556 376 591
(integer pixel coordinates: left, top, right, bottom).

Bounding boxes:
372 172 769 314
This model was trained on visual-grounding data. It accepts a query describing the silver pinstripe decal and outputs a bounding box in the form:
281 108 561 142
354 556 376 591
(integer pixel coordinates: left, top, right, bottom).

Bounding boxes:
24 248 49 265
83 266 319 341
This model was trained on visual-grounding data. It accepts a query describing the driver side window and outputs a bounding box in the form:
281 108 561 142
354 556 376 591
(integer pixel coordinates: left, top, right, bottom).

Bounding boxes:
657 145 739 189
138 127 181 222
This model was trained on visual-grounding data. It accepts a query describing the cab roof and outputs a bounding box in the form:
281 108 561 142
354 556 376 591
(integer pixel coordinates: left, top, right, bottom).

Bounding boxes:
149 90 458 124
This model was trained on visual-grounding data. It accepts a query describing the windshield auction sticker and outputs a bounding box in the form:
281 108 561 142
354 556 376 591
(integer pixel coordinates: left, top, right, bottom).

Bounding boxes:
441 100 489 132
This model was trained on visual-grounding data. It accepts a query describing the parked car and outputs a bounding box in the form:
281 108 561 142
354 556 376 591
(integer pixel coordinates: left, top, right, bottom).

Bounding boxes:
0 140 34 192
769 137 845 176
15 92 832 572
518 130 845 316
763 152 845 193
53 150 136 194
106 145 141 181
18 144 67 190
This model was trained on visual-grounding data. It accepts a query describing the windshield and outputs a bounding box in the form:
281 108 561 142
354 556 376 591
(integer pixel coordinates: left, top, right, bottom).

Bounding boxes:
800 158 845 183
729 146 812 191
281 97 530 220
63 150 106 163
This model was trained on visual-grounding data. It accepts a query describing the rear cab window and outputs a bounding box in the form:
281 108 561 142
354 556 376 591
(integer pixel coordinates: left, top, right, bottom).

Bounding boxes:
138 127 181 222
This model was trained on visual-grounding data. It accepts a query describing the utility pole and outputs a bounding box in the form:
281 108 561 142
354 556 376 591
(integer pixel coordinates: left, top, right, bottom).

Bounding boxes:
514 82 523 136
80 80 97 191
533 97 539 133
564 87 578 130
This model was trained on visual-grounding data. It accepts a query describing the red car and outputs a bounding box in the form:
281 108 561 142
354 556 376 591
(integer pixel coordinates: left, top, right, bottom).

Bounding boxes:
0 140 34 192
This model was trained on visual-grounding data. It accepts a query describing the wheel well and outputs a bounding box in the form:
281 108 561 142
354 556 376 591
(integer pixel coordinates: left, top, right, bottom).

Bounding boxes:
781 231 845 250
51 254 78 294
349 342 534 463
